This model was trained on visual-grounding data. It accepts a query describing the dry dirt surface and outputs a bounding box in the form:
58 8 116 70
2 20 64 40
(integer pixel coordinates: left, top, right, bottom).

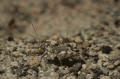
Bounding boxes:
0 0 120 79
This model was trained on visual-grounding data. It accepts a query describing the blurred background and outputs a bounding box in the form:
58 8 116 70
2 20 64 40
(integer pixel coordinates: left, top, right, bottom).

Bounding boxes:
0 0 120 40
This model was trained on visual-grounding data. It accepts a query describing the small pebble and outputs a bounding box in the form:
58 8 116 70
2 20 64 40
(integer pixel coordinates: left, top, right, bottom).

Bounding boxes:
12 51 23 57
8 36 14 41
101 45 112 54
28 39 37 44
100 76 111 79
107 64 114 69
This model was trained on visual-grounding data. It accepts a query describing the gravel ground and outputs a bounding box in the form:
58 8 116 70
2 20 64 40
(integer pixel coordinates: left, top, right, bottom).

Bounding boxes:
0 0 120 79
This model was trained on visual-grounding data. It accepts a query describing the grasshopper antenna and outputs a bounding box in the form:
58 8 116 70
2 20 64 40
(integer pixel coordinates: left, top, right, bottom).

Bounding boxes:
31 24 41 47
32 24 39 37
32 24 45 62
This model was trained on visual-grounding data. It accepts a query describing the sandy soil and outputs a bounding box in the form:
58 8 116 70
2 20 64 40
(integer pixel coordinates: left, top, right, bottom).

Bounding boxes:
0 0 120 79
